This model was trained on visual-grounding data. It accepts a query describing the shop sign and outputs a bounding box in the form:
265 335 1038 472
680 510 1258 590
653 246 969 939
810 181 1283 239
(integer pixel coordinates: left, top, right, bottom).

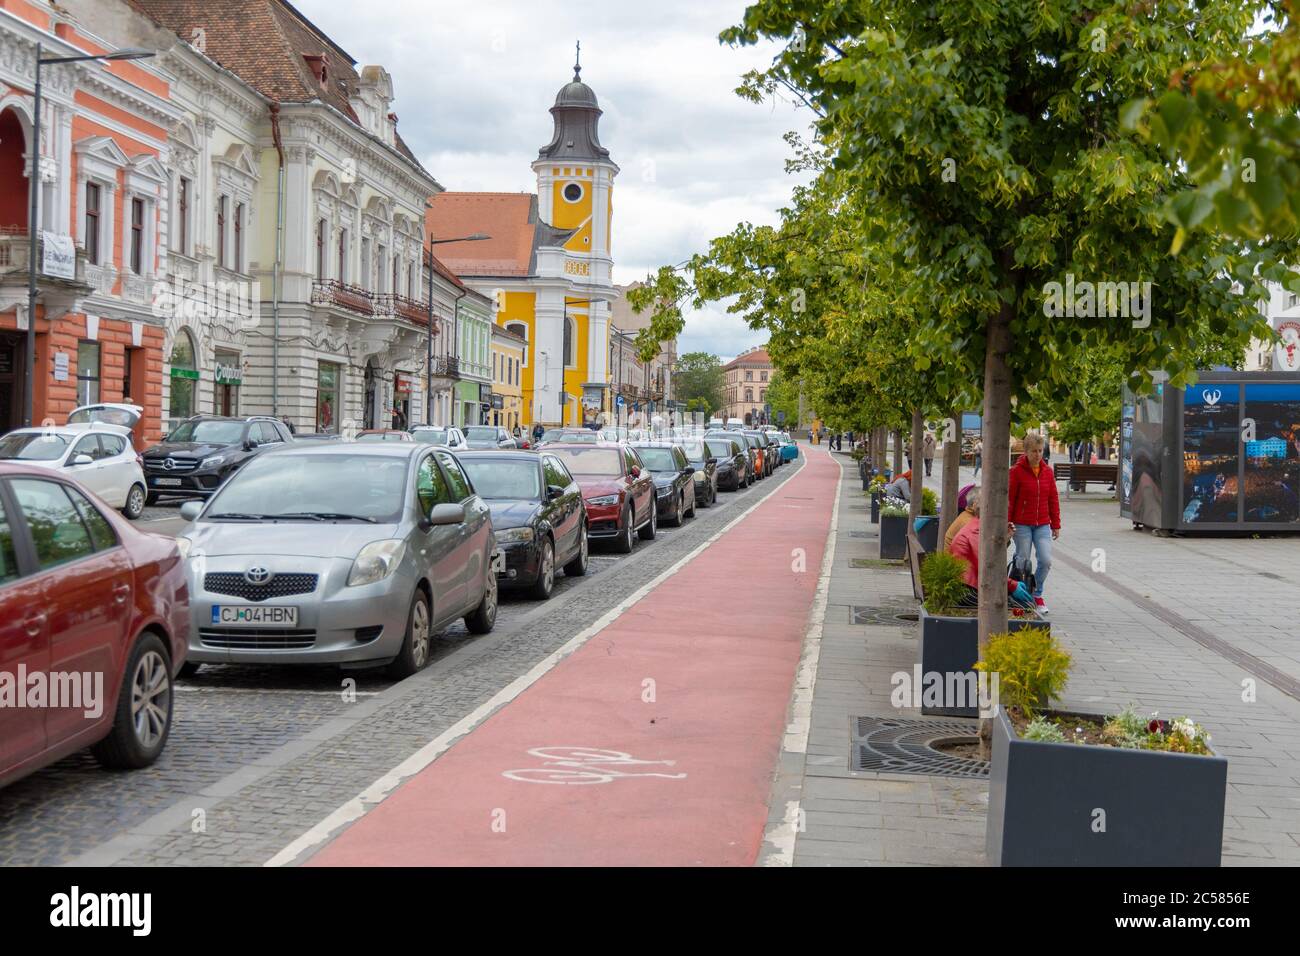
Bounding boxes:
53 351 69 381
41 232 75 279
395 373 415 394
215 363 242 385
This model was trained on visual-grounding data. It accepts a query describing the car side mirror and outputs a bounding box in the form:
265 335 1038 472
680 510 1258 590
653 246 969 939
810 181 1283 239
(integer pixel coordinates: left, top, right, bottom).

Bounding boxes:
180 501 204 522
683 466 695 476
425 502 466 527
630 465 641 478
71 453 93 466
706 457 717 466
244 438 258 451
547 485 565 501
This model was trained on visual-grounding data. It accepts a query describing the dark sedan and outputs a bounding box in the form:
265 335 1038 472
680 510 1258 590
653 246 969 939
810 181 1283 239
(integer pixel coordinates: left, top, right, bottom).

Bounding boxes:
631 442 696 526
457 451 588 599
705 431 756 487
704 436 747 491
678 440 718 506
744 430 775 478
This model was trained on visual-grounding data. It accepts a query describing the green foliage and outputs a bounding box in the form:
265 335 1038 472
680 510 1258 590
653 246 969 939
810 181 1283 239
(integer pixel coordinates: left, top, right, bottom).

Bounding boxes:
765 371 801 428
975 629 1072 719
1102 706 1213 755
920 550 970 615
920 487 938 517
1022 717 1067 744
672 352 727 419
880 502 909 518
1101 705 1150 749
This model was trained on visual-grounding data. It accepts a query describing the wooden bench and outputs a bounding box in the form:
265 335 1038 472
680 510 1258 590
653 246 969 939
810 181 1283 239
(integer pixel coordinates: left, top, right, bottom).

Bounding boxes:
908 528 930 601
1065 462 1117 492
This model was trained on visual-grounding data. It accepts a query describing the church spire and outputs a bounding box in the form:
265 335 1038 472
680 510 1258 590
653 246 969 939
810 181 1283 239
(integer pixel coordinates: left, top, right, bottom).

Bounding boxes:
574 40 581 81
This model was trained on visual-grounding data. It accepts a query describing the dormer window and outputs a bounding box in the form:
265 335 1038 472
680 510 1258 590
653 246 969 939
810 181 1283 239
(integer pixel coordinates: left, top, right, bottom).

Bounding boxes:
304 53 328 90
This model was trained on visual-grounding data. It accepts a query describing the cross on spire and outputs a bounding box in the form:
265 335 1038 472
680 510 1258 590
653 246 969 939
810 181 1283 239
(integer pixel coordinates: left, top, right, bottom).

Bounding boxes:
573 40 581 81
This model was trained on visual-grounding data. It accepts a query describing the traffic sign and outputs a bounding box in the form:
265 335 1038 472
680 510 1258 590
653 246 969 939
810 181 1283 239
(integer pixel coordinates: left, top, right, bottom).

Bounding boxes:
616 394 625 408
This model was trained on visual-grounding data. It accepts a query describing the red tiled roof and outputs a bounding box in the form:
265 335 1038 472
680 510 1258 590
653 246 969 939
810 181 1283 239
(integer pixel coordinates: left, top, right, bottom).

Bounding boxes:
725 348 771 369
426 192 539 277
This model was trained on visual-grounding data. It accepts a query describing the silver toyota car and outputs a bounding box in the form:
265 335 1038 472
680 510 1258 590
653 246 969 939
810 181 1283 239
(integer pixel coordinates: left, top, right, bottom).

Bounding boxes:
175 442 499 677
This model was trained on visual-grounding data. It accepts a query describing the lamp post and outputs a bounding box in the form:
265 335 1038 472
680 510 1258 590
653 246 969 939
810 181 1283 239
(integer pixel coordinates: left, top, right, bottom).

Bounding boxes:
24 44 154 428
424 232 488 425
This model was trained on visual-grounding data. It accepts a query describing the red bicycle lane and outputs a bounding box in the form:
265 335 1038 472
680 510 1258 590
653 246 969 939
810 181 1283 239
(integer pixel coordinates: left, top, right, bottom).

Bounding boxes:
307 446 839 866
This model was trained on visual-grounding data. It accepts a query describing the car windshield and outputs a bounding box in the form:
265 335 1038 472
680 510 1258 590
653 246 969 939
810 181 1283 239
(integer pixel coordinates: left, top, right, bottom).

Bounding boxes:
413 429 449 444
635 447 678 472
0 432 70 461
549 447 622 476
460 459 540 500
705 440 735 459
543 429 596 444
465 427 499 441
357 432 405 442
205 454 409 521
166 420 245 444
68 405 138 427
681 442 706 461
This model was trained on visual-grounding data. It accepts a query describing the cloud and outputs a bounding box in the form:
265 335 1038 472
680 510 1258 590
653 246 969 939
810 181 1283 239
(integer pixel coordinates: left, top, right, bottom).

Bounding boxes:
296 0 810 359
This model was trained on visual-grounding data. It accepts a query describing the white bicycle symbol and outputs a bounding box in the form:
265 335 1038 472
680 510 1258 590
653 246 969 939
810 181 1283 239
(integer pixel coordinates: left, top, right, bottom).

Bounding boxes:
502 747 687 785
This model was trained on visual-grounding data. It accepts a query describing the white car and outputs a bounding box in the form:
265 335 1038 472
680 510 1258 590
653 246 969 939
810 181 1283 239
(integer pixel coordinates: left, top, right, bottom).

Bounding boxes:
0 425 148 518
410 426 468 450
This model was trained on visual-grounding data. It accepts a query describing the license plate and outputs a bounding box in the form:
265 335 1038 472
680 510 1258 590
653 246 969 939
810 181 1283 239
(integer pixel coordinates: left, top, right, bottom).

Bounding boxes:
211 605 298 627
153 478 183 486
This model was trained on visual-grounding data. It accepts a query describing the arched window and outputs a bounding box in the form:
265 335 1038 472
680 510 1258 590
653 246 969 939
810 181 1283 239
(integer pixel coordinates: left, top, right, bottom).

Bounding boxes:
168 328 199 430
563 316 575 367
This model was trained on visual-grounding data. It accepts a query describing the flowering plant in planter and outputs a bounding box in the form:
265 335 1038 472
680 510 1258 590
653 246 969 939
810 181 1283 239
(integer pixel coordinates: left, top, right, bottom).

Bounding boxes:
868 474 887 491
880 500 909 518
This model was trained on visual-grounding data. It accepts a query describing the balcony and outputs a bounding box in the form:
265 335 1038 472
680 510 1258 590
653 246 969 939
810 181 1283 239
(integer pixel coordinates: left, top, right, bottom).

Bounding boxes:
375 292 434 327
425 353 460 392
311 279 374 315
0 229 93 319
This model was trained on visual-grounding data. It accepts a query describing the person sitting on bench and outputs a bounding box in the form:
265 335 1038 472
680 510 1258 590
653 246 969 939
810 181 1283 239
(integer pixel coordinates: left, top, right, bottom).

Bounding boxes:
948 515 1035 609
943 488 979 551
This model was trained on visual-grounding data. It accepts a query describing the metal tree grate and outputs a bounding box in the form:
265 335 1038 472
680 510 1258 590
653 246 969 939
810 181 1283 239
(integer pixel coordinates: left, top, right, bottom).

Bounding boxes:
849 715 989 778
850 603 919 627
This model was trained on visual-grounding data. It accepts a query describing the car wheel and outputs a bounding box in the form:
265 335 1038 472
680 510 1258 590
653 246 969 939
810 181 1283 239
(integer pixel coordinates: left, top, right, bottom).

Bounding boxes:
668 493 684 527
386 588 432 678
687 490 697 518
465 563 498 634
614 507 634 554
638 499 658 540
91 632 173 770
528 536 555 600
177 661 201 679
564 522 589 576
699 484 711 508
122 483 147 520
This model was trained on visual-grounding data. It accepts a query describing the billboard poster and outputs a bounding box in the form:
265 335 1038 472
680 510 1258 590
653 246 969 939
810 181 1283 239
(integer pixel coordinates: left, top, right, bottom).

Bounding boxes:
1182 384 1240 523
1119 400 1135 511
1243 382 1300 523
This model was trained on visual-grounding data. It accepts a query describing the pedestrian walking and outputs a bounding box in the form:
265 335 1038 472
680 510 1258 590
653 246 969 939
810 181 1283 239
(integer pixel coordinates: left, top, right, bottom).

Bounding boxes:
532 421 544 444
923 430 935 477
904 436 913 471
1007 432 1060 615
973 438 982 477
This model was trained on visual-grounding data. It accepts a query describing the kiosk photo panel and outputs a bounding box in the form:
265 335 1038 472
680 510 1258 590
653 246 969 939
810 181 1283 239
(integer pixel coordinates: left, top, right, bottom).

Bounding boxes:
1182 383 1240 524
1243 382 1300 524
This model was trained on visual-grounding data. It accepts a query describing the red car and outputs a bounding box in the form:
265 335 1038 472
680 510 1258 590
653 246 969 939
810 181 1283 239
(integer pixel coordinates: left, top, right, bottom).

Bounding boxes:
546 442 656 553
0 463 189 789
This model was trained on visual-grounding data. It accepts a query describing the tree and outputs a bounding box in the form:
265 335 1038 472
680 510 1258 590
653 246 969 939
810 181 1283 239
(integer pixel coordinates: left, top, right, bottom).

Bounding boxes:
765 371 800 427
672 352 726 418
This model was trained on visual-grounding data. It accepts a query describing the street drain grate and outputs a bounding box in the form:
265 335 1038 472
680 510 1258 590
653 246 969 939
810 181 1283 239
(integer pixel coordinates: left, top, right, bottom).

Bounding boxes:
849 557 905 569
850 605 920 627
850 716 989 778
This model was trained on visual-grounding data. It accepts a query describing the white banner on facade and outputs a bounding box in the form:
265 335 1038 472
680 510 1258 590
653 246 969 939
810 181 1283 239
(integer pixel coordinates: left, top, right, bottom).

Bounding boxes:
41 232 76 279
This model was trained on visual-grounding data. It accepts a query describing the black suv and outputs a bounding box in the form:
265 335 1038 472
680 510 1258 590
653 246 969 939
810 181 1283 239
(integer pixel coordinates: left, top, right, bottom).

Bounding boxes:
142 416 293 503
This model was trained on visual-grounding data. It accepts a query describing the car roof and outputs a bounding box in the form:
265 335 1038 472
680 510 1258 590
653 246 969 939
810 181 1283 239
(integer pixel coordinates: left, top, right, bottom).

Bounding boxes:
458 450 539 463
0 460 82 476
547 440 625 449
269 442 421 459
4 425 118 439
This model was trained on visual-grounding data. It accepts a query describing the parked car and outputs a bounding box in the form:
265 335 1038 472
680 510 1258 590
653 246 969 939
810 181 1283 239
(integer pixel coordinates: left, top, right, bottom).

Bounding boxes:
410 426 468 450
547 442 656 553
537 428 598 446
355 429 414 443
458 451 588 599
743 430 774 478
175 443 498 678
0 463 189 789
632 442 696 526
705 435 748 490
0 426 149 519
66 401 144 433
777 432 800 462
293 433 343 442
141 415 293 504
705 430 756 486
678 440 718 507
464 425 518 450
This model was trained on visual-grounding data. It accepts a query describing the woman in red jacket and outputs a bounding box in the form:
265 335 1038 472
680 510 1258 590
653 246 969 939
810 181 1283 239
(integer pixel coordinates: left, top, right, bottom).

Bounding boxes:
1007 433 1061 614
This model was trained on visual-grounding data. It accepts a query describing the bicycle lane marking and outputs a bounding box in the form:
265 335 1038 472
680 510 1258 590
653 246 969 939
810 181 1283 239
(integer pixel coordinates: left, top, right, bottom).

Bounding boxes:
302 447 839 866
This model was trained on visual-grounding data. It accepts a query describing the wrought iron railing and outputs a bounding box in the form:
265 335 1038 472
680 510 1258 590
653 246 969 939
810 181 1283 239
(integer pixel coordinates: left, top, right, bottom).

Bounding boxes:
311 279 374 315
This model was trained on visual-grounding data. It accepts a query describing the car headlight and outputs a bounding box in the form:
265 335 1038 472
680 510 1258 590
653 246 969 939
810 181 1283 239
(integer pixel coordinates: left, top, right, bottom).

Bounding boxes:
347 539 407 587
495 526 535 544
200 455 226 469
175 536 193 560
693 471 706 481
585 494 620 506
656 486 672 497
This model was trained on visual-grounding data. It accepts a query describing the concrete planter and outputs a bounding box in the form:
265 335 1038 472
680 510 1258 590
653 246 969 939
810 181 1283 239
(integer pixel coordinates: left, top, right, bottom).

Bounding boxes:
987 706 1228 866
917 606 1047 717
916 518 939 553
870 491 881 523
879 513 907 559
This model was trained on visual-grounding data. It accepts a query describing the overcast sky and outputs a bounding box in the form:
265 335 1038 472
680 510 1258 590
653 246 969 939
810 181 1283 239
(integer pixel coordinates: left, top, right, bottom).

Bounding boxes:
295 0 810 362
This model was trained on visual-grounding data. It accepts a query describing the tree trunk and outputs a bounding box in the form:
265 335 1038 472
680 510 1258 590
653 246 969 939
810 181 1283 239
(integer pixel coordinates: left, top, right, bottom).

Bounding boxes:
938 411 961 545
908 409 924 528
875 426 887 473
891 429 903 475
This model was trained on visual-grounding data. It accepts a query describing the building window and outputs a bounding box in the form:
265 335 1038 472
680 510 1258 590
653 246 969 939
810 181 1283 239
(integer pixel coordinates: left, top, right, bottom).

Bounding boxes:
85 183 101 264
316 219 327 280
745 370 753 381
76 341 100 405
317 361 341 431
407 263 415 299
760 370 768 382
562 182 583 203
392 254 400 295
122 347 135 403
377 245 387 292
129 197 144 274
338 228 348 282
493 352 499 382
177 177 190 254
216 196 227 268
563 316 574 367
745 388 754 403
168 330 198 429
360 237 371 288
234 202 244 271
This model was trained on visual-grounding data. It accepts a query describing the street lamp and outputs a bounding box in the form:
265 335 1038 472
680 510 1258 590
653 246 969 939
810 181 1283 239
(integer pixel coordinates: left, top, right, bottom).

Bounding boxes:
424 232 488 425
24 44 155 427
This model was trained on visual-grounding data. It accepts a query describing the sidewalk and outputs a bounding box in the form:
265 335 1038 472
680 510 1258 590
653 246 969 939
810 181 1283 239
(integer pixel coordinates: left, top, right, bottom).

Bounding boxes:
764 451 1300 866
